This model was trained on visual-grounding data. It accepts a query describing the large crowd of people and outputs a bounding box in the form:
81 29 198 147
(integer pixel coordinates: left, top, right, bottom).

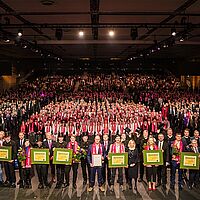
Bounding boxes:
0 73 199 193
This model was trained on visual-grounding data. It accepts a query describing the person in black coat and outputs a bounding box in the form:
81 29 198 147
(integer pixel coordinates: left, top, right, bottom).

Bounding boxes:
80 133 90 185
34 136 50 189
138 130 149 182
54 133 67 189
3 132 17 188
42 132 57 183
101 134 111 186
156 133 169 189
187 139 200 190
127 139 139 192
16 132 26 188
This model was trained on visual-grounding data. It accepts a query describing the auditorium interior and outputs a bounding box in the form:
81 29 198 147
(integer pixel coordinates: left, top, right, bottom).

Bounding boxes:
0 1 200 200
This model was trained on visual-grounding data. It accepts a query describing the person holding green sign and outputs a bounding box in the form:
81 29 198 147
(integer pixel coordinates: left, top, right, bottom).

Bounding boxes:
109 135 125 191
3 132 17 188
55 133 67 189
144 136 158 191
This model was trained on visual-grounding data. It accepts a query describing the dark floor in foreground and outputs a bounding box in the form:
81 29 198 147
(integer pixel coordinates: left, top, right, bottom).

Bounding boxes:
0 168 199 200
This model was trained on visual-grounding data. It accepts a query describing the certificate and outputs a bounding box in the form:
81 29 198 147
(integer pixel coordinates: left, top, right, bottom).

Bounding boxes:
0 147 11 161
108 153 128 168
146 152 160 163
92 154 102 167
143 150 163 165
34 152 47 162
31 148 49 164
53 148 73 165
112 155 125 165
180 152 199 170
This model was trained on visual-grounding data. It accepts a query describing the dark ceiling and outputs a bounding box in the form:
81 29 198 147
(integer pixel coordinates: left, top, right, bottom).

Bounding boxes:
0 0 200 74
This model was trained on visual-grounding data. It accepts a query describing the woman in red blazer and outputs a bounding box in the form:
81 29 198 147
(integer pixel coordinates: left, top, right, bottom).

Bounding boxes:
144 136 158 191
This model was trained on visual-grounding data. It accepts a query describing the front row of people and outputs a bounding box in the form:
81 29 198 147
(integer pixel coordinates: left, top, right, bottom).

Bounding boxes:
0 130 200 192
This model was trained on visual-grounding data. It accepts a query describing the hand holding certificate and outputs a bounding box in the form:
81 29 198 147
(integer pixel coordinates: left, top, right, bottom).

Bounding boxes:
53 148 72 165
0 147 11 161
31 148 50 164
180 152 199 170
92 154 102 167
108 153 128 168
143 150 163 165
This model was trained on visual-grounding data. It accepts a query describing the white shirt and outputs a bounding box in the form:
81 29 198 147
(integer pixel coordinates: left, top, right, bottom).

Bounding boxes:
96 145 99 154
116 145 120 153
159 141 163 150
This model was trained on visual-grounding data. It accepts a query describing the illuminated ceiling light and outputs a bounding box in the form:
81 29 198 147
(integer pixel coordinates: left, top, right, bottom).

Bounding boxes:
78 30 84 37
171 28 176 36
108 30 115 37
17 29 23 37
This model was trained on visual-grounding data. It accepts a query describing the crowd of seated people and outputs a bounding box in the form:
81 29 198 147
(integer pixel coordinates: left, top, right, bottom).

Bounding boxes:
0 73 199 192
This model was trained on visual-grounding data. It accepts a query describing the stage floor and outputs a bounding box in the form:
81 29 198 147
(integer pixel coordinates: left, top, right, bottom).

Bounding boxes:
0 168 199 200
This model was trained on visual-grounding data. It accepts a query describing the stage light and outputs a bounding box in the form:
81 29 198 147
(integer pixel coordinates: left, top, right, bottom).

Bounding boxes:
78 30 84 37
179 36 185 42
171 28 176 36
4 38 10 43
22 44 27 48
17 29 23 37
163 44 168 48
109 30 115 37
130 28 138 40
55 28 63 40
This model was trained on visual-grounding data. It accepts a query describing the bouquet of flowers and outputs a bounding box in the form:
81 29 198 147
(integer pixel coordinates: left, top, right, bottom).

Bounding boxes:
172 143 180 156
17 147 26 163
73 146 87 163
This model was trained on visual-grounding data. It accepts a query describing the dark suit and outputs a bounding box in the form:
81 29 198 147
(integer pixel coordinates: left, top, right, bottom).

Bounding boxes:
139 137 148 180
87 144 105 187
3 140 17 185
80 141 90 183
187 146 200 188
101 141 111 185
16 138 26 185
34 143 49 187
55 141 67 187
43 140 57 180
156 140 169 186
